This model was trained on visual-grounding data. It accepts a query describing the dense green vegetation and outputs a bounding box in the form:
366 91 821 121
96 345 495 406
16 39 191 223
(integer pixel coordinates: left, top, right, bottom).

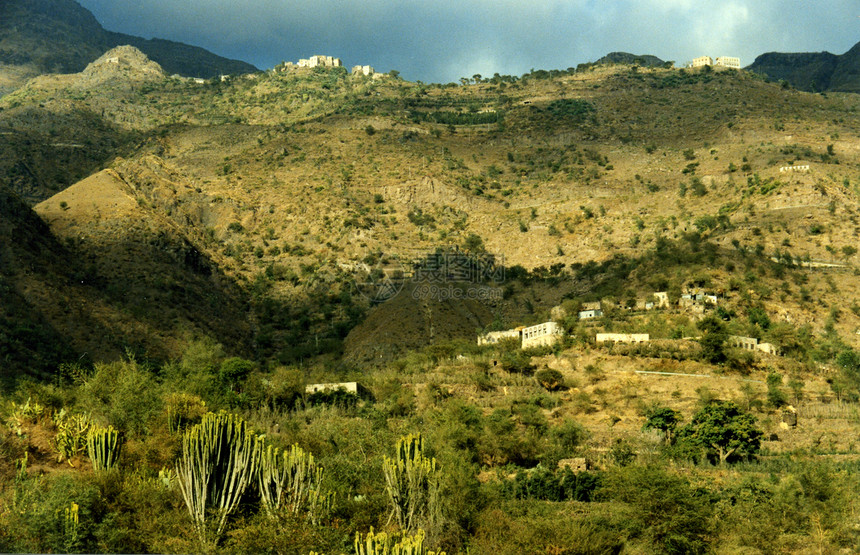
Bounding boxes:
2 322 860 553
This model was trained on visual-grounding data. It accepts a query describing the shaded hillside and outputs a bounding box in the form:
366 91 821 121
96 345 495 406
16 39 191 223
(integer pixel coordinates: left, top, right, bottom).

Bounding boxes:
0 0 256 93
0 182 77 383
0 101 138 204
34 167 255 361
343 280 496 364
747 40 860 92
830 41 860 93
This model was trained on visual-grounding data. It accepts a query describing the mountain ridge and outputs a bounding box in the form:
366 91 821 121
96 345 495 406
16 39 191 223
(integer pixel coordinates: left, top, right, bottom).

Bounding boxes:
747 40 860 92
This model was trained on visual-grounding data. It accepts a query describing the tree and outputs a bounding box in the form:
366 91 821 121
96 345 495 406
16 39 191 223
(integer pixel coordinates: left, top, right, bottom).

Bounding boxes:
697 315 728 364
676 401 762 465
462 233 485 254
643 406 682 445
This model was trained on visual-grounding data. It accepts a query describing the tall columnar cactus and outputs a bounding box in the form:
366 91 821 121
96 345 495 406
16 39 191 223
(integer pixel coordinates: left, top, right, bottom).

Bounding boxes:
257 443 332 524
175 411 259 545
354 527 445 555
382 434 441 534
87 425 121 473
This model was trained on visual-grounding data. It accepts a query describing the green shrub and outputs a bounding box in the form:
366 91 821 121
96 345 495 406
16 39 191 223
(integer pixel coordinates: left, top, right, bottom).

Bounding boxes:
76 359 162 438
601 465 712 554
535 368 565 391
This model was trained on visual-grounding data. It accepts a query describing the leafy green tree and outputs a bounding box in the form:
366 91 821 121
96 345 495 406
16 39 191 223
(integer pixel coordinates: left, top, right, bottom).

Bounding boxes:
766 372 787 408
697 315 728 364
676 401 762 465
643 405 682 444
219 357 254 391
833 348 860 401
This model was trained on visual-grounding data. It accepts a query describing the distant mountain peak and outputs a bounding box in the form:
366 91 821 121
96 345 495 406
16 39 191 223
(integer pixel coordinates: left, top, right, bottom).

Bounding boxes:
0 0 256 93
77 45 165 87
83 45 164 77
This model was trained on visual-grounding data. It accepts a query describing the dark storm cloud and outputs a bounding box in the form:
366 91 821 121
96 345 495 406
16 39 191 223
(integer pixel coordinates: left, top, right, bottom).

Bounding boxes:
76 0 860 82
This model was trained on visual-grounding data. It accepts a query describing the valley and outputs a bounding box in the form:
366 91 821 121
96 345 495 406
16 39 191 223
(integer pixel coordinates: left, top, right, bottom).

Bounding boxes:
1 22 860 553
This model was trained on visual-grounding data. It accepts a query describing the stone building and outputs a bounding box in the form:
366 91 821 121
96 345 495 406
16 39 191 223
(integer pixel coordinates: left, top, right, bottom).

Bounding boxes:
691 56 740 69
297 55 343 68
578 309 603 320
727 335 781 356
477 328 522 346
351 65 375 76
715 56 740 68
691 56 713 68
306 382 358 394
728 335 758 351
521 321 564 349
478 321 563 349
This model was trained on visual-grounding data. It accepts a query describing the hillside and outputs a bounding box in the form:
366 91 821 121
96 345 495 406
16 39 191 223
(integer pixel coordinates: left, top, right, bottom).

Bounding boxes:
747 39 860 92
1 55 859 377
595 51 666 67
2 47 860 553
0 0 256 95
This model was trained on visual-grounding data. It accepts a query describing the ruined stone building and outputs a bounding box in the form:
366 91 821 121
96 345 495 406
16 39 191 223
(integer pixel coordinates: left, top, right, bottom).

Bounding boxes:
727 335 781 355
477 328 522 346
595 333 650 344
351 65 375 76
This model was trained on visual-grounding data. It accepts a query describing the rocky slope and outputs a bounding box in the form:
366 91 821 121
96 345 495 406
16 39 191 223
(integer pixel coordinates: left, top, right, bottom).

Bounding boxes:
1 56 860 377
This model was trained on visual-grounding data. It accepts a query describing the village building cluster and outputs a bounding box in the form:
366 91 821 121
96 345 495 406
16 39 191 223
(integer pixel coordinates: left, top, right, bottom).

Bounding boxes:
275 55 380 78
478 289 783 357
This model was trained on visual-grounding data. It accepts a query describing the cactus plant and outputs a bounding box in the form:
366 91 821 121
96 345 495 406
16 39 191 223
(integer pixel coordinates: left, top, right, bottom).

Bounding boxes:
382 434 441 534
354 527 445 555
63 502 80 552
175 411 259 545
87 425 121 473
54 411 92 465
257 443 333 524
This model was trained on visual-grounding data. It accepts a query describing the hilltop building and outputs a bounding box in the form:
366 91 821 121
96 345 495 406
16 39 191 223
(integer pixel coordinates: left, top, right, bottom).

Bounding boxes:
299 55 342 68
690 56 740 69
351 65 375 76
279 55 343 72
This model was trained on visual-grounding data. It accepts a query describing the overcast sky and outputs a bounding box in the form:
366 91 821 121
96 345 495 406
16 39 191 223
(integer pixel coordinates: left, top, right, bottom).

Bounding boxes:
76 0 859 83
